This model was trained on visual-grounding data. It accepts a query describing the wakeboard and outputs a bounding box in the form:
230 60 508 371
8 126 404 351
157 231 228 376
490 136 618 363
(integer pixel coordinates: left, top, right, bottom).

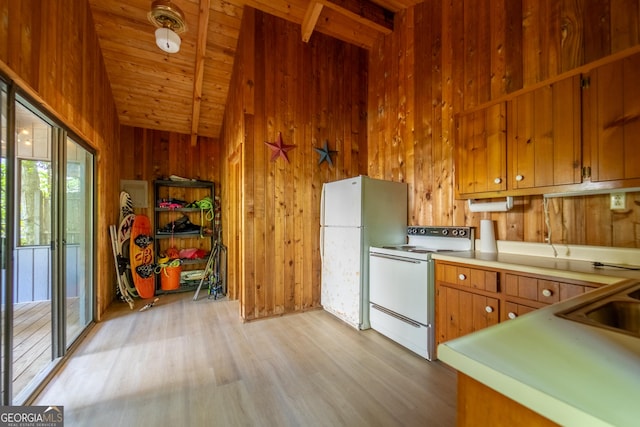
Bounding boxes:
130 214 155 299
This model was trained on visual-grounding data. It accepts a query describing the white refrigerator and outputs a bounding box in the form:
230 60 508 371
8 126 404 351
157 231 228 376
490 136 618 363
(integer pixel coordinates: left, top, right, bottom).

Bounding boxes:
320 176 407 329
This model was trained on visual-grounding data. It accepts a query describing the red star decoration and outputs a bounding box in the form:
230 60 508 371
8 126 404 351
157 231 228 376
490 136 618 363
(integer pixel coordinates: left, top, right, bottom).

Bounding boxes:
264 132 296 163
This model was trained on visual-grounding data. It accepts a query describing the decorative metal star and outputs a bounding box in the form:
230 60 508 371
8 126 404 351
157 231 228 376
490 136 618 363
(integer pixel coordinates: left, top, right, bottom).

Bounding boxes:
264 132 296 163
314 140 338 167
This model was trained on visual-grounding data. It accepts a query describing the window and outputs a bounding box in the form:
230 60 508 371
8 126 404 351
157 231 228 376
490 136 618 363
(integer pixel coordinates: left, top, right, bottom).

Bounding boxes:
18 159 51 246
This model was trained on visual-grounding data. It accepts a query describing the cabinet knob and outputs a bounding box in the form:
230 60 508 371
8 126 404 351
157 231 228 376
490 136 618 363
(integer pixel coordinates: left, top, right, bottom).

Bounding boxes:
515 174 524 182
494 177 502 184
485 306 494 313
458 274 467 281
508 312 517 319
541 289 552 297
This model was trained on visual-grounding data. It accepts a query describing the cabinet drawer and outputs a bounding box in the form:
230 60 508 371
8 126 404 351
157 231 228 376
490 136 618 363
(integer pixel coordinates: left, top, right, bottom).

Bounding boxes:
559 282 596 300
505 274 559 304
503 301 536 321
505 274 598 305
439 263 498 292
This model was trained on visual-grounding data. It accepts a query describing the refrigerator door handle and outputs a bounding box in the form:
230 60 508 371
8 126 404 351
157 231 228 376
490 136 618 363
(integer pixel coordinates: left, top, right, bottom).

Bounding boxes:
320 185 325 226
320 226 324 262
319 185 325 263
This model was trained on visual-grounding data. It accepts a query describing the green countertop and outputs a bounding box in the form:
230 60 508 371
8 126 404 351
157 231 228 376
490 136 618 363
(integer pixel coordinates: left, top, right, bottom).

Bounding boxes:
437 271 640 426
432 250 640 284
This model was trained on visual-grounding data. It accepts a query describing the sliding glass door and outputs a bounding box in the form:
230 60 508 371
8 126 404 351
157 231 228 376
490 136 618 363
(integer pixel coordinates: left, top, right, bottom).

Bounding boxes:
1 78 8 405
64 137 94 346
13 101 55 402
0 85 95 404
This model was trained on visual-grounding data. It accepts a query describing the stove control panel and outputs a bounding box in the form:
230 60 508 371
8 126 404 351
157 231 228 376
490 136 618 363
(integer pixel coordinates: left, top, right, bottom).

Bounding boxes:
407 226 474 239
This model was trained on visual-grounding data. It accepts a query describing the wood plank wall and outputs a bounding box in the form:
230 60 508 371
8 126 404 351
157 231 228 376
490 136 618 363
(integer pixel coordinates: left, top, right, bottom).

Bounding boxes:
118 126 221 232
0 0 120 318
368 0 640 247
220 2 640 321
220 9 368 320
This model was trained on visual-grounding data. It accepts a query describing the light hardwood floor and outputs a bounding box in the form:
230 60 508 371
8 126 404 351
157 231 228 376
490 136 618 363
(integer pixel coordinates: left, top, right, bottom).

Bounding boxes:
4 298 82 400
34 293 457 426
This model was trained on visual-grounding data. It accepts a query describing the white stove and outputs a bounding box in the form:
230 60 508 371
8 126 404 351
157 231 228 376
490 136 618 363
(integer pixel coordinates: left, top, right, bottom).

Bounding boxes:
372 226 475 259
369 226 474 360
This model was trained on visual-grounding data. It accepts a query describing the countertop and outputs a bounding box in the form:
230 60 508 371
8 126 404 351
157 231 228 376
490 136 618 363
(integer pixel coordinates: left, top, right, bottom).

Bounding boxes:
435 243 640 426
432 241 640 284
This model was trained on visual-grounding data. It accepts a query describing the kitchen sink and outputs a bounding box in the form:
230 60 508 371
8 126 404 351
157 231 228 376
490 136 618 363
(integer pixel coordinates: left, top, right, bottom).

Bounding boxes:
556 283 640 338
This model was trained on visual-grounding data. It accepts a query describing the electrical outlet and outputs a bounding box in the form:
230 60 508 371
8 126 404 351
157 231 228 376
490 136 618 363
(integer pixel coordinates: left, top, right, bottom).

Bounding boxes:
610 192 626 210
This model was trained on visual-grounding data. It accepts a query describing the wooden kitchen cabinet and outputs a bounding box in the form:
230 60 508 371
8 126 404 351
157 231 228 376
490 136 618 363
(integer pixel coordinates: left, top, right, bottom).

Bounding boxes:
436 262 500 346
440 263 498 292
583 51 640 183
457 374 559 427
436 286 500 346
435 261 601 347
504 301 536 320
455 48 640 198
455 102 506 197
502 272 598 321
507 75 583 189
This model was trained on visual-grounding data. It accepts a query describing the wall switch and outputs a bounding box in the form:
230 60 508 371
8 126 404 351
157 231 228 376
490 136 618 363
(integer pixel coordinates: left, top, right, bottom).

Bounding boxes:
610 192 626 210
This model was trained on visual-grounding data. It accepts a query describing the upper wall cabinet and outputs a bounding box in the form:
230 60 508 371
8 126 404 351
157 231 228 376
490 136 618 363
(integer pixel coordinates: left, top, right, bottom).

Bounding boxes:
507 76 582 190
583 52 640 183
456 103 506 196
456 76 581 198
455 48 640 199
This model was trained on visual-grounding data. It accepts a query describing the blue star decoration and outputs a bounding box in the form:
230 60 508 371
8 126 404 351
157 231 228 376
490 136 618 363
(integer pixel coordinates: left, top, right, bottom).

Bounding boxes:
314 140 338 167
265 132 296 163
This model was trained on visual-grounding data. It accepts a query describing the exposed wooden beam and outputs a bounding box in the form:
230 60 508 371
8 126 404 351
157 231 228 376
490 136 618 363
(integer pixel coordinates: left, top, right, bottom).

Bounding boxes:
318 0 394 34
301 2 324 42
191 0 211 146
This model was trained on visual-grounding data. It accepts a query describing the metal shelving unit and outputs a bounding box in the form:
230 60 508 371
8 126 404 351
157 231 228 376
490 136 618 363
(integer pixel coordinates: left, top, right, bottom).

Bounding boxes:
153 179 215 294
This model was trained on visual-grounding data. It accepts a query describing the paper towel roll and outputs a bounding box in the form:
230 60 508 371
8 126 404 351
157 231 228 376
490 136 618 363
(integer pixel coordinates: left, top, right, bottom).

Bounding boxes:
479 219 497 253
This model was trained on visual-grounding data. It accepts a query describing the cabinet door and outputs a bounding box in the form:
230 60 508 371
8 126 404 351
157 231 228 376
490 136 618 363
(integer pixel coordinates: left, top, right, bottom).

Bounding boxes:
584 52 640 182
436 285 499 345
507 75 582 189
456 102 506 196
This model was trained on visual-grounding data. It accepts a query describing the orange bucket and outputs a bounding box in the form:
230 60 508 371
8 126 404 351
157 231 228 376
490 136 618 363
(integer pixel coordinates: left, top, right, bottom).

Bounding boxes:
160 264 182 290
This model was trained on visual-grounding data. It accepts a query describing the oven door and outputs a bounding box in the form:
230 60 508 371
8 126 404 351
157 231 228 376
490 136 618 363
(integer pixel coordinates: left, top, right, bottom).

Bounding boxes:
369 250 435 360
369 251 431 324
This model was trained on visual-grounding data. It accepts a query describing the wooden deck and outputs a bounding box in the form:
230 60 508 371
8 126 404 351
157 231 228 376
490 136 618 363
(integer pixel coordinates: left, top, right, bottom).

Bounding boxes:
3 297 82 399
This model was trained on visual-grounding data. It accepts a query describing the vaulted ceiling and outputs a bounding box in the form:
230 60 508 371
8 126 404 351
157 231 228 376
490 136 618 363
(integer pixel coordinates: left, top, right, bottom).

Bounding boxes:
88 0 422 143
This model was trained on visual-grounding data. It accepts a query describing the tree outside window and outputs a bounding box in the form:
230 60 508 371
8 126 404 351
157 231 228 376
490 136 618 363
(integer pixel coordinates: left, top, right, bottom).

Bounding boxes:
19 159 51 247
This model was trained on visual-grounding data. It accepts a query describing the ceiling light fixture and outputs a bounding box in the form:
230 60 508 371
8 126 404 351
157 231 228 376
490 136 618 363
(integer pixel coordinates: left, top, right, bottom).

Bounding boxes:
147 0 187 54
155 26 181 53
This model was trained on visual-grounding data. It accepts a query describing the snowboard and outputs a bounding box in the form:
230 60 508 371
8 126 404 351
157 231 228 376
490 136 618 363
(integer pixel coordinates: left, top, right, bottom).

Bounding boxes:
130 214 155 299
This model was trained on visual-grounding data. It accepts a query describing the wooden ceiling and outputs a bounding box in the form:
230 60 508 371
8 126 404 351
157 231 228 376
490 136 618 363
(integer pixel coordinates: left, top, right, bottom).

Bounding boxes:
88 0 422 142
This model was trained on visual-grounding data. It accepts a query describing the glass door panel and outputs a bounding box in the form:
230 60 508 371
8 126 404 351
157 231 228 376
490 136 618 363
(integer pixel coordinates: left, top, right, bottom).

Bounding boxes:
64 137 93 345
1 80 8 404
12 100 54 402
